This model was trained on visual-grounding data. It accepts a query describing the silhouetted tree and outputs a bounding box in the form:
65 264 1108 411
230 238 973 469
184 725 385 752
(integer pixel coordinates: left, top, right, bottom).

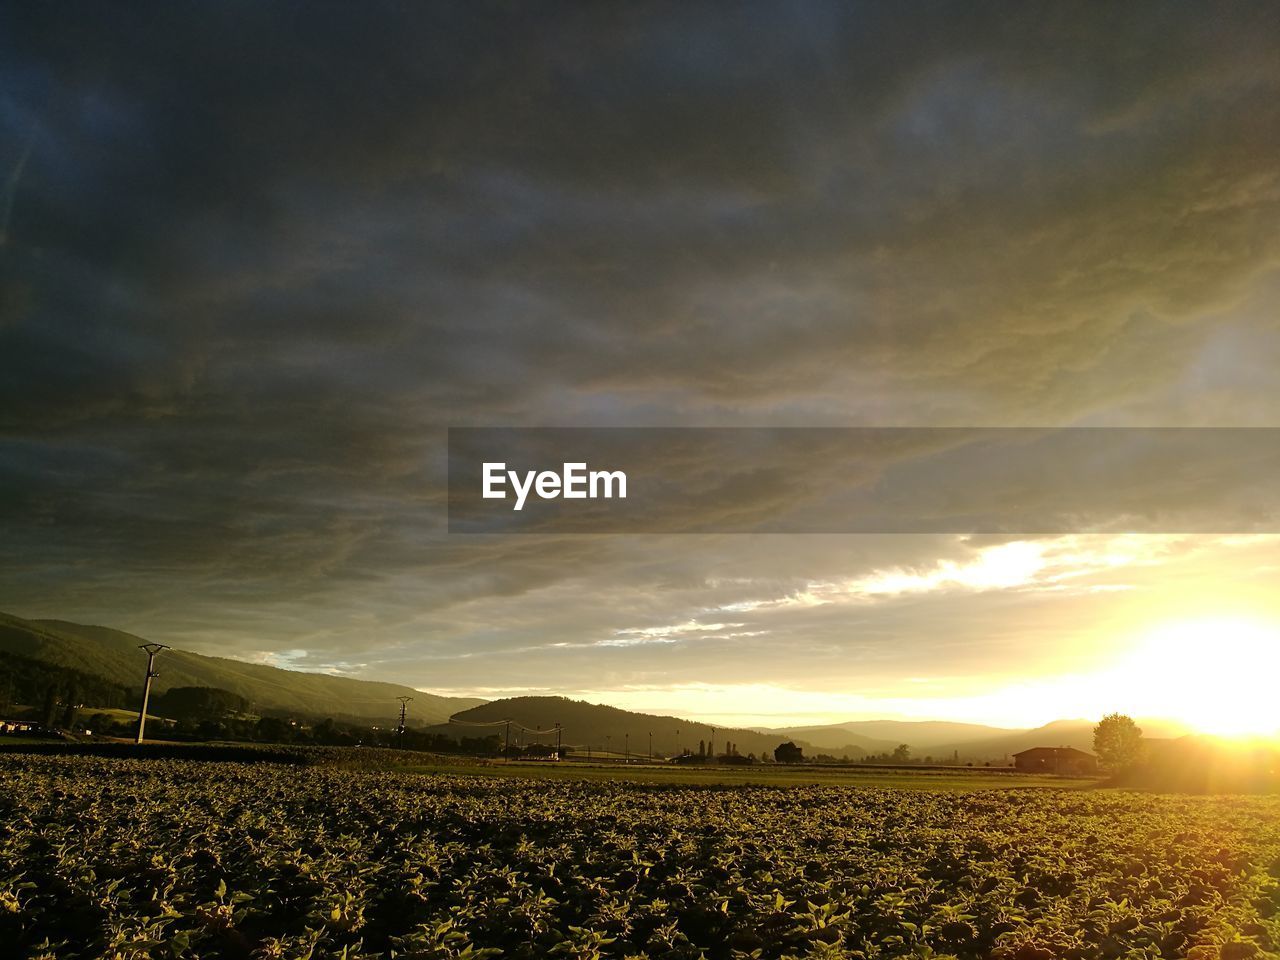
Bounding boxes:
774 741 804 764
1094 713 1144 772
892 743 911 762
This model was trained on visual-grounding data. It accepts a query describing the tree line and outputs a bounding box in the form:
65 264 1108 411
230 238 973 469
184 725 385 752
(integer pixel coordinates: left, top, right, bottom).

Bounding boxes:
0 653 133 728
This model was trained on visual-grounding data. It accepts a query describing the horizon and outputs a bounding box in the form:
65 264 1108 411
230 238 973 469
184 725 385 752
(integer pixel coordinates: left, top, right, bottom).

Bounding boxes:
7 606 1269 739
3 5 1279 742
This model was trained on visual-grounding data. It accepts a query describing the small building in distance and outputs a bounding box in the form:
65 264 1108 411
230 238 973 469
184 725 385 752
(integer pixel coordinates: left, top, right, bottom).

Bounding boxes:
1012 746 1098 775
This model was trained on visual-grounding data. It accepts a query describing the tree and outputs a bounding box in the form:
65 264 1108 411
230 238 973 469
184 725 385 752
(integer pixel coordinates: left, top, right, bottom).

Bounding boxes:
892 743 911 762
774 741 804 764
1094 713 1144 772
255 716 292 742
313 718 345 744
154 686 250 721
197 718 229 740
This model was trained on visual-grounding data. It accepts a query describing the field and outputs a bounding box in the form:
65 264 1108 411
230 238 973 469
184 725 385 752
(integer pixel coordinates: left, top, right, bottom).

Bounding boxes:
408 759 1094 791
3 754 1279 960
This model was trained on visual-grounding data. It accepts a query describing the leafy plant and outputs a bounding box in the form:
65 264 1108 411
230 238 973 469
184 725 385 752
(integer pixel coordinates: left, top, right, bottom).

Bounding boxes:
1 754 1278 959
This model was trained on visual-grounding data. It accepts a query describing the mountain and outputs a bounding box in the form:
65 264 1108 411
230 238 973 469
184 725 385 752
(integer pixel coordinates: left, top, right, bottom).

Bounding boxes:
758 720 1016 755
0 610 1199 756
0 611 483 726
839 720 1020 749
431 696 841 759
931 717 1196 762
750 724 898 755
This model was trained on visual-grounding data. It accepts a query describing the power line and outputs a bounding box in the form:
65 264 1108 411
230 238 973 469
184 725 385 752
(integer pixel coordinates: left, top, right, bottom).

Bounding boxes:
446 717 564 736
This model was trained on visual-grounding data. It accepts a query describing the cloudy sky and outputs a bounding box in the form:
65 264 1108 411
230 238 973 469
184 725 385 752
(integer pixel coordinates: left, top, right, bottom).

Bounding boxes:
3 2 1278 730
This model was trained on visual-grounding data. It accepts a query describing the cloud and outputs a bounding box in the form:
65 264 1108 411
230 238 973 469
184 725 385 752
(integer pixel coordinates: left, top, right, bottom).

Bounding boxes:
1 4 1278 716
712 535 1184 616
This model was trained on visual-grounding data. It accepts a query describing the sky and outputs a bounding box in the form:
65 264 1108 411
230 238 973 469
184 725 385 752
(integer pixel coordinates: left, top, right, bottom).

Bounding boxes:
2 2 1279 732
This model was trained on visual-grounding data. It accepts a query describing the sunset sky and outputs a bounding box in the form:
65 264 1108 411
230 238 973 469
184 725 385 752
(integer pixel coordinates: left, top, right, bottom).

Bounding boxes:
2 3 1278 732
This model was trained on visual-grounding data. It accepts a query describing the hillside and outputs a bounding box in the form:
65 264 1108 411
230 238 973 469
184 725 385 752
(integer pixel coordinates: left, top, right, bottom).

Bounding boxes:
0 611 483 726
432 696 840 759
839 720 1020 749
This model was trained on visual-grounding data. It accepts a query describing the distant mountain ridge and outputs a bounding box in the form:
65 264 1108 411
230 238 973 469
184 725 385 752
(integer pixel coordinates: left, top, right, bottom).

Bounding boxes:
433 696 844 759
755 720 1019 755
758 717 1197 762
929 717 1196 762
438 699 1175 763
0 611 484 726
1 610 1196 758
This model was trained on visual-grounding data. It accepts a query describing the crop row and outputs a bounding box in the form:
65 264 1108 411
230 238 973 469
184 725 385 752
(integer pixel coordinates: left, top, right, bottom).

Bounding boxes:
2 755 1278 959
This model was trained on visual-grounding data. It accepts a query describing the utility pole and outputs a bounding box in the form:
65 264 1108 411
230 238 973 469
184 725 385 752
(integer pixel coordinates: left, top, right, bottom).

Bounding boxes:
649 731 653 761
504 719 511 758
709 726 715 758
624 732 629 762
135 643 170 744
555 722 562 759
676 728 681 756
396 696 413 744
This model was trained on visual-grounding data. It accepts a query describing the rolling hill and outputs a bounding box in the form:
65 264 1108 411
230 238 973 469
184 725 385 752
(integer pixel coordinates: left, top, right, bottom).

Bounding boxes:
837 720 1020 749
430 696 846 759
1 611 1199 759
0 611 484 726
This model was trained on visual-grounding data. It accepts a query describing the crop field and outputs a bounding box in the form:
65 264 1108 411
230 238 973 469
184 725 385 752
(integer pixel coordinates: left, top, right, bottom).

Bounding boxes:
405 759 1093 791
3 754 1279 960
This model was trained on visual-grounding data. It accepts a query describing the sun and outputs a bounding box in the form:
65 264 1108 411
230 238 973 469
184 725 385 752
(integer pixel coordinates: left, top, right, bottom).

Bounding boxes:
1114 617 1280 738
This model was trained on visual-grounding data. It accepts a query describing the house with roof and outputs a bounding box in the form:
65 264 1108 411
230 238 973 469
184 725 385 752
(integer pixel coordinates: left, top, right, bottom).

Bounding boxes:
1012 746 1098 775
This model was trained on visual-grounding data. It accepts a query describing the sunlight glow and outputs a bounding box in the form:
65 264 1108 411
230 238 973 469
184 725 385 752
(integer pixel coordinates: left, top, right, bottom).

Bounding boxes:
546 617 1280 735
1109 618 1280 737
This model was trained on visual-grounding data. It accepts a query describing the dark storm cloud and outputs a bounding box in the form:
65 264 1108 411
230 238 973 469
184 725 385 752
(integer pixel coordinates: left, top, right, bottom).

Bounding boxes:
2 2 1279 684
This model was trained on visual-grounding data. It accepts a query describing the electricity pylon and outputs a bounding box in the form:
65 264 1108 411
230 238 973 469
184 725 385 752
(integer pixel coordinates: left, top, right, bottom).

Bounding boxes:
135 643 170 743
396 696 413 743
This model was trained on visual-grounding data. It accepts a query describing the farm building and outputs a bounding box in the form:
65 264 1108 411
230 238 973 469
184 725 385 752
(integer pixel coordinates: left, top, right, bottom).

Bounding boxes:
1012 746 1098 775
